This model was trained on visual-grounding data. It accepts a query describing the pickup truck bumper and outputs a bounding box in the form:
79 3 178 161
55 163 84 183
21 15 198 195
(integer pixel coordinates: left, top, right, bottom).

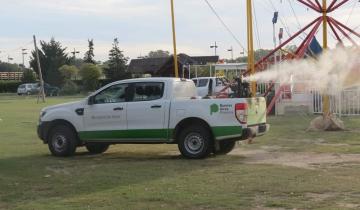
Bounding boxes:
37 121 51 143
241 123 270 140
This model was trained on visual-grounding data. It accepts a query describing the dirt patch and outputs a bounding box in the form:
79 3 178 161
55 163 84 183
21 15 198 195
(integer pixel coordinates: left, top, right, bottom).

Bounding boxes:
231 148 360 169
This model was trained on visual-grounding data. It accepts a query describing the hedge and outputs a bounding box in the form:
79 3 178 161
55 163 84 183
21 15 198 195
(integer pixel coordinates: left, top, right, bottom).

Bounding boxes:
0 81 22 93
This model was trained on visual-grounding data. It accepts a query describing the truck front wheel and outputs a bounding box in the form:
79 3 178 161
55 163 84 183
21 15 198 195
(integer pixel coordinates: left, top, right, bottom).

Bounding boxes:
85 143 109 154
178 125 213 159
48 125 77 157
214 140 236 155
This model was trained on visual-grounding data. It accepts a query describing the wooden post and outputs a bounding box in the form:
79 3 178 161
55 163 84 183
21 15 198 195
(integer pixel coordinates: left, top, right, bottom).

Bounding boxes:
33 35 46 103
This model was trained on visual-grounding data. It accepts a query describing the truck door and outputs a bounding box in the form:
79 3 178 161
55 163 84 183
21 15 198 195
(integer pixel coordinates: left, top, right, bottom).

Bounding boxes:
82 83 129 140
126 82 169 140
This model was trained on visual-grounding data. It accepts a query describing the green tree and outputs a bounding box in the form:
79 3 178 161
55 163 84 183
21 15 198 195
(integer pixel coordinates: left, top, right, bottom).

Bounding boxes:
79 63 101 91
29 38 70 86
21 69 37 83
59 65 79 80
84 39 95 64
103 38 130 81
233 49 273 63
147 50 170 58
0 62 21 72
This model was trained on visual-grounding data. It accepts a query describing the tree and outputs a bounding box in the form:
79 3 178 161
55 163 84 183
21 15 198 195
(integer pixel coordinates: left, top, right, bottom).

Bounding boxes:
21 69 36 83
0 62 21 72
29 38 70 86
103 38 130 81
79 63 101 91
233 49 273 63
84 39 95 64
147 50 170 58
59 65 79 80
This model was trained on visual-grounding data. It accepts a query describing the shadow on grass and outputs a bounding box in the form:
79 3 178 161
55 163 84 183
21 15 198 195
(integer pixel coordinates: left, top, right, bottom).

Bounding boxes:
0 149 246 208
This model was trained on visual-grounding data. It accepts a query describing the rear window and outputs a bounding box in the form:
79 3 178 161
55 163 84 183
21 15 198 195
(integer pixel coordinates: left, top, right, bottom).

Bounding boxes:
173 81 197 98
19 85 25 88
198 79 208 87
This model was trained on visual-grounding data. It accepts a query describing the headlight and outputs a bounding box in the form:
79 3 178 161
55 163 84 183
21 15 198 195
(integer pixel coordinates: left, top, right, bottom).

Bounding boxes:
40 111 47 118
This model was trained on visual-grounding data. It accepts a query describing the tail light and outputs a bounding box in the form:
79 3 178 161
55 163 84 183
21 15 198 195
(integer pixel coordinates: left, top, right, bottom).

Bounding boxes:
235 103 248 124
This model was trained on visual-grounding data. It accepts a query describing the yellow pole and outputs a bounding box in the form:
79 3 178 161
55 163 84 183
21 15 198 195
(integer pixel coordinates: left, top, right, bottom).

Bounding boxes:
170 0 179 78
247 0 256 96
322 0 330 115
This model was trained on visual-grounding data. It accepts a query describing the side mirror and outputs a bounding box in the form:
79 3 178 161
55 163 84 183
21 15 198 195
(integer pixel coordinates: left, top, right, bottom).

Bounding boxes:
88 96 95 105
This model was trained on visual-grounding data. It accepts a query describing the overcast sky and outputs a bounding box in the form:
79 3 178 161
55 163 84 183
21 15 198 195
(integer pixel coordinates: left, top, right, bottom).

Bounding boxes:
0 0 359 66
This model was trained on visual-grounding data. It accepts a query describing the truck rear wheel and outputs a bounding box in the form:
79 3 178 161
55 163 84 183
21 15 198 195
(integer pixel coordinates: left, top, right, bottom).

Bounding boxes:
178 125 213 159
48 125 77 157
215 140 236 155
85 143 109 154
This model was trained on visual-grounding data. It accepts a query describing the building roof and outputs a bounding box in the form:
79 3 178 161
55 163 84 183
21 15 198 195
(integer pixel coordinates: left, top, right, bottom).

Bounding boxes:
128 54 219 76
128 57 168 74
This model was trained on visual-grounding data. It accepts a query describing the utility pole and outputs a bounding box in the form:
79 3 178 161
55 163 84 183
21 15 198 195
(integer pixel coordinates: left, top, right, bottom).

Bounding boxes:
33 35 45 103
322 0 330 116
170 0 179 78
7 55 13 63
247 0 256 96
227 46 234 61
21 49 28 67
210 41 218 56
71 48 80 59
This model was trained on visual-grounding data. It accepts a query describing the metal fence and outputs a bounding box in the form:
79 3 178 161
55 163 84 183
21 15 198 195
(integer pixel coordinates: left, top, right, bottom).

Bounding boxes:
258 82 360 116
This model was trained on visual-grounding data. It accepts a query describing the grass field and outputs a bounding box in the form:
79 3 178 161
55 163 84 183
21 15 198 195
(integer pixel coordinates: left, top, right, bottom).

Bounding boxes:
1 94 360 210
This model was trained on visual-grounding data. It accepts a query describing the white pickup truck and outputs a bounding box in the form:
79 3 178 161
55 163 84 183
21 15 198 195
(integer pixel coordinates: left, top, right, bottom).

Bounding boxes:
38 78 269 159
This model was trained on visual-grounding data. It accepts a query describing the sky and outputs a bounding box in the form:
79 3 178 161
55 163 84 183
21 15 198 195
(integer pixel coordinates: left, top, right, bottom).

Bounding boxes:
0 0 359 66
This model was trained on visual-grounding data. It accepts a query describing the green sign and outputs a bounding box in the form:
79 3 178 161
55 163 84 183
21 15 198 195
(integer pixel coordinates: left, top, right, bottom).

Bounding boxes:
210 104 219 115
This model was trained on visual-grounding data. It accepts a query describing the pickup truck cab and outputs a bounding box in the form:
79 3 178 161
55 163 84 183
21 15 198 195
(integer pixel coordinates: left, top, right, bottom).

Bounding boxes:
192 77 233 97
38 78 269 159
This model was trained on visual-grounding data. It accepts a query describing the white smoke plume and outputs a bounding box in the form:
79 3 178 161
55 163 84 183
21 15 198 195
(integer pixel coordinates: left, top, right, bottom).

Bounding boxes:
244 47 360 94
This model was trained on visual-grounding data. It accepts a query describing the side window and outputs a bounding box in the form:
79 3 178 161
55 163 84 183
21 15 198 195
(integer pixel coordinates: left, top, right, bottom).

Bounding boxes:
192 79 198 86
132 82 164 102
94 83 129 104
216 78 223 87
198 79 209 87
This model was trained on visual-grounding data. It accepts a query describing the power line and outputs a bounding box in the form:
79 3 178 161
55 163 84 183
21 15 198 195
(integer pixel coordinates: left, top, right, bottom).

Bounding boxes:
252 2 262 49
203 0 246 52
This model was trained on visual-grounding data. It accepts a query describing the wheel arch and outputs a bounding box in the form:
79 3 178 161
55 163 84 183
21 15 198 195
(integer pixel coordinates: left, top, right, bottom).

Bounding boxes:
173 117 214 143
45 119 79 144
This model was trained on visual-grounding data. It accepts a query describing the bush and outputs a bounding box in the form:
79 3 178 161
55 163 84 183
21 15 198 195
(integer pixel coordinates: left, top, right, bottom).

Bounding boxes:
0 81 22 93
21 69 37 83
60 80 79 95
79 64 101 91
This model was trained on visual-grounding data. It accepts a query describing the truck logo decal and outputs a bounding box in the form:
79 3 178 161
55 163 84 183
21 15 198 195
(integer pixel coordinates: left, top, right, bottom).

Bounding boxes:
210 104 234 115
210 104 219 115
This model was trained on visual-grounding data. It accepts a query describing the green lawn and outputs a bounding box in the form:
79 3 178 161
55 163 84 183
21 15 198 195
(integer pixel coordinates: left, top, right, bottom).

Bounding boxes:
1 94 360 210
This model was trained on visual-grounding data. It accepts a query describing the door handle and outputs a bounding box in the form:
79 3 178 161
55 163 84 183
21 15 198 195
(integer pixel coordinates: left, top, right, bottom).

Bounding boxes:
113 107 124 111
151 105 162 109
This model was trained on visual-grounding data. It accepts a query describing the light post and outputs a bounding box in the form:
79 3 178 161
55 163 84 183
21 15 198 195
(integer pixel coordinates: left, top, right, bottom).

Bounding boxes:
210 41 218 56
71 48 80 59
272 12 279 66
278 28 283 62
7 55 13 63
227 46 234 61
22 49 28 67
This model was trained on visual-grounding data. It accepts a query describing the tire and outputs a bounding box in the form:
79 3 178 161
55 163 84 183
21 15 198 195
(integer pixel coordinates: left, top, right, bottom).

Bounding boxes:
178 125 213 159
85 143 109 154
214 140 236 155
48 125 77 157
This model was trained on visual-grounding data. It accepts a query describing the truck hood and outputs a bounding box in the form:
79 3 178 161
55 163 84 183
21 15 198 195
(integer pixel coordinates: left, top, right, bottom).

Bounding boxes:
41 100 87 113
